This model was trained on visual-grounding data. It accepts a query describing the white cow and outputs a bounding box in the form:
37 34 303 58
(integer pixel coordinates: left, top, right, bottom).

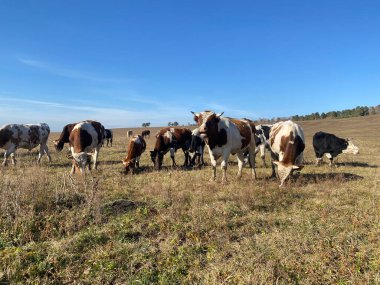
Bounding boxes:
0 123 51 166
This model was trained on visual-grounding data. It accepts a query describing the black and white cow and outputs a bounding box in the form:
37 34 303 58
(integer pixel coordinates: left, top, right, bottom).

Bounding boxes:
313 131 359 166
103 129 113 147
0 123 51 166
254 124 272 167
188 128 205 167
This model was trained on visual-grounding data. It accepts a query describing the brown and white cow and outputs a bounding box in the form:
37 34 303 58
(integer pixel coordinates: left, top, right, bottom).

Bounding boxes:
53 120 99 152
69 121 105 174
122 135 146 174
269 120 305 187
150 127 192 170
0 123 51 166
191 111 257 183
127 130 133 138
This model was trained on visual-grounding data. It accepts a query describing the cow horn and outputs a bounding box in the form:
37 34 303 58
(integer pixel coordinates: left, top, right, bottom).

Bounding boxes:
216 112 224 117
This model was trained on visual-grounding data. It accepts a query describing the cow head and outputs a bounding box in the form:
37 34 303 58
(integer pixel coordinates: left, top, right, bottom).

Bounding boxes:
273 161 304 187
342 138 359 155
122 158 135 174
194 111 224 138
72 152 89 173
150 150 164 170
53 139 65 151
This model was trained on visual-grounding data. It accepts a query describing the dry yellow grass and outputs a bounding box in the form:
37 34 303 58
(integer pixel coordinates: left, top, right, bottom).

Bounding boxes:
0 115 379 284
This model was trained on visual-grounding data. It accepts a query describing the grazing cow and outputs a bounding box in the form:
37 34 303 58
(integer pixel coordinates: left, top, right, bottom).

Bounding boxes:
191 111 257 183
127 130 133 138
122 135 146 174
150 127 192 170
103 129 113 147
53 123 77 152
0 123 51 166
313 131 359 166
141 130 150 139
53 120 98 152
269 120 305 187
188 128 205 167
69 121 104 174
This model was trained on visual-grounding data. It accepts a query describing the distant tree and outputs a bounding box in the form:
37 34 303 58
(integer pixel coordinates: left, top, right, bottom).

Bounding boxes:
142 122 151 127
172 121 179 126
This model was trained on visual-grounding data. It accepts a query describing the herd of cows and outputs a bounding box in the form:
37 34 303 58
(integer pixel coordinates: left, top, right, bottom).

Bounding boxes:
0 110 359 186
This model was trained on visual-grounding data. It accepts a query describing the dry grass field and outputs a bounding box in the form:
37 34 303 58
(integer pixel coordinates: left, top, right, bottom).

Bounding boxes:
0 115 379 284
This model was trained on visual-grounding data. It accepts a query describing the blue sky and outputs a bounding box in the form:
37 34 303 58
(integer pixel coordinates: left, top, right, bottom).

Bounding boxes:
0 0 379 130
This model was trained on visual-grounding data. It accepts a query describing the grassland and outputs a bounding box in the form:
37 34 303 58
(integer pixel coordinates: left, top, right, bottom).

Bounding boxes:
0 115 379 284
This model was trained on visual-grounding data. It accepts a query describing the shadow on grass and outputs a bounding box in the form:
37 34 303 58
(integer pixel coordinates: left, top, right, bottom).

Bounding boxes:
293 172 364 184
335 162 378 168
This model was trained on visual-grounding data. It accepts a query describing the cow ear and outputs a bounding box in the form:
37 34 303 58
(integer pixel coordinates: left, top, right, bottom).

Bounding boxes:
216 112 224 118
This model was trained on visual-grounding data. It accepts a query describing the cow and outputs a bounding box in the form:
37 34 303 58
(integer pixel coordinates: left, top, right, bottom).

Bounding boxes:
53 120 98 152
191 111 257 184
69 121 105 174
313 131 359 166
141 130 150 139
103 129 113 147
150 127 192 170
127 130 133 138
269 120 305 187
254 124 272 167
122 135 146 174
53 122 77 152
188 128 205 167
0 123 51 166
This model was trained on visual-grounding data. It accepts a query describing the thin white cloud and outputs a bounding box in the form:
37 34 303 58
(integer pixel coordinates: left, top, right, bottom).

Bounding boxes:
17 57 128 83
0 97 194 130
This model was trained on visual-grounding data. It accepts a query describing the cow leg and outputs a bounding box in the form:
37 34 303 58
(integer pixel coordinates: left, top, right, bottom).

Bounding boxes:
221 152 230 184
170 148 176 167
270 152 277 178
183 150 190 167
92 148 100 170
236 152 244 179
110 138 113 147
209 154 217 182
3 146 16 166
258 144 266 167
249 149 257 180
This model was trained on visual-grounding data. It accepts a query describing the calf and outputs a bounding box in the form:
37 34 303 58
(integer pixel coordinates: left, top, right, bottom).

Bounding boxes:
53 123 76 152
191 111 257 183
122 135 146 174
127 130 133 138
141 130 150 139
69 121 104 174
0 123 51 165
188 128 205 167
313 131 359 166
269 120 305 187
103 129 113 147
150 127 192 170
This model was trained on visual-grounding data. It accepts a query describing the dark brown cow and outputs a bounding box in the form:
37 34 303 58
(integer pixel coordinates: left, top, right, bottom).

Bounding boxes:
141 130 150 139
69 121 105 174
122 135 146 174
150 127 192 170
191 111 257 183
